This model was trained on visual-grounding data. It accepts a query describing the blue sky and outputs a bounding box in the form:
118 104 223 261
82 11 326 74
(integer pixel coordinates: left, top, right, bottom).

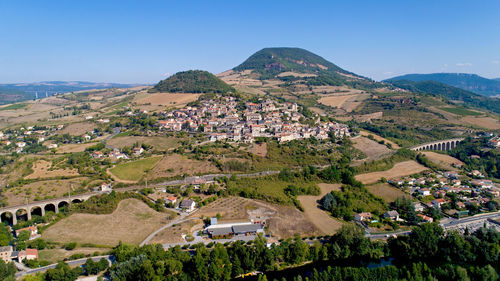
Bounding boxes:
1 0 499 83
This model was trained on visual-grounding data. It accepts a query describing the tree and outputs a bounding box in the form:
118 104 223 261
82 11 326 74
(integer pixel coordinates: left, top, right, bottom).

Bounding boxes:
0 259 16 281
17 230 31 242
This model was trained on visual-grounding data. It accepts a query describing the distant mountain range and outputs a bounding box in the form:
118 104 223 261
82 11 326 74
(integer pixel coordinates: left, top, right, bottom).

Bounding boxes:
0 81 142 105
386 73 500 97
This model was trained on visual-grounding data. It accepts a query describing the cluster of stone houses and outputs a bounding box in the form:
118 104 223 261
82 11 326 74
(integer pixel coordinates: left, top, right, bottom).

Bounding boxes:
157 97 350 143
389 170 498 215
0 125 67 153
91 146 144 160
0 246 38 263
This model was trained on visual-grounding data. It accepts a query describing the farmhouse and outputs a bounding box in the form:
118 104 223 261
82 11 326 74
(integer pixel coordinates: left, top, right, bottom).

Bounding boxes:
354 212 372 222
382 211 399 221
418 188 430 196
180 200 196 212
15 226 38 239
12 249 38 262
417 214 433 223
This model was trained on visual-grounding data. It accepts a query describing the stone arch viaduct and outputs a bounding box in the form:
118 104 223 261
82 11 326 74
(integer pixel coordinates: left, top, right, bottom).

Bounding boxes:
411 138 464 152
0 193 97 225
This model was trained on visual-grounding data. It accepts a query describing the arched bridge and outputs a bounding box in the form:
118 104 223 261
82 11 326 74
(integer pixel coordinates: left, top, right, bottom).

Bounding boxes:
0 193 98 225
411 138 464 152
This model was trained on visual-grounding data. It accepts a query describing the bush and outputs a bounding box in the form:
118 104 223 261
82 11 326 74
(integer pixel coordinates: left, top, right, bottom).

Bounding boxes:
65 242 77 250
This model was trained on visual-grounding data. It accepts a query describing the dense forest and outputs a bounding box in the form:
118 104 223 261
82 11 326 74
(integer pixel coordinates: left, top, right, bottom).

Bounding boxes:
150 70 235 94
449 137 500 179
15 223 495 281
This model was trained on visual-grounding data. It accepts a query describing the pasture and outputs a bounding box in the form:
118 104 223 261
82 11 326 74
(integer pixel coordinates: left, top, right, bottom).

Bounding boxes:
355 160 427 184
42 199 173 245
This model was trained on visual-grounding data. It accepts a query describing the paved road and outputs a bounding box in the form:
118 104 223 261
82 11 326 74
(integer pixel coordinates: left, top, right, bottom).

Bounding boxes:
441 211 500 228
139 212 195 246
15 255 113 278
103 127 121 150
367 211 500 239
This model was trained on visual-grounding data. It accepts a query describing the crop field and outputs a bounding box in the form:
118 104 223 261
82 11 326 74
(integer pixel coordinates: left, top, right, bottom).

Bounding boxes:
107 136 180 151
0 103 28 111
352 136 393 161
421 151 463 170
439 107 482 116
108 156 162 182
42 199 173 246
148 154 218 179
57 142 98 153
365 183 411 203
318 94 357 110
355 160 427 184
4 177 91 206
462 116 500 130
297 183 343 235
135 93 200 107
25 160 79 179
58 122 96 136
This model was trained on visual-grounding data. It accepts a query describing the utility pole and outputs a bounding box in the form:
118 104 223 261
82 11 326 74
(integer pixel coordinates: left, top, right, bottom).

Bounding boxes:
69 184 72 207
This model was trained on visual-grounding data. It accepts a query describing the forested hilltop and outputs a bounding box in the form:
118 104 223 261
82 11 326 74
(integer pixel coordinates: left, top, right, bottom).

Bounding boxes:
150 70 235 93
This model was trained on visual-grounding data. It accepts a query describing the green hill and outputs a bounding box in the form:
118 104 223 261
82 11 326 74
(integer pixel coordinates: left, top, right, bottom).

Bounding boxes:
151 70 234 94
386 73 500 96
386 79 500 114
233 47 377 87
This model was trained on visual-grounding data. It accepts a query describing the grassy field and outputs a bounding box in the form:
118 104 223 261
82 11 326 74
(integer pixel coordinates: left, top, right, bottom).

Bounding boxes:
365 183 411 203
226 176 318 204
359 130 400 149
4 177 91 206
42 199 173 245
148 154 218 179
439 107 482 116
25 160 79 179
107 136 181 151
297 183 343 234
0 103 28 111
421 151 463 170
355 160 427 184
39 247 111 263
352 136 393 162
109 156 162 181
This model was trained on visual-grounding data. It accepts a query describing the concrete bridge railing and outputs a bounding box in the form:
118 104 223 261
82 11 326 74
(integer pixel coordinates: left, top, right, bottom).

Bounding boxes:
0 193 98 225
411 138 464 152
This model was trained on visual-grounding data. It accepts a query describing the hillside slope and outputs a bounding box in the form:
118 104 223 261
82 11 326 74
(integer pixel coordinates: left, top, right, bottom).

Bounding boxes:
386 79 500 114
386 73 500 96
